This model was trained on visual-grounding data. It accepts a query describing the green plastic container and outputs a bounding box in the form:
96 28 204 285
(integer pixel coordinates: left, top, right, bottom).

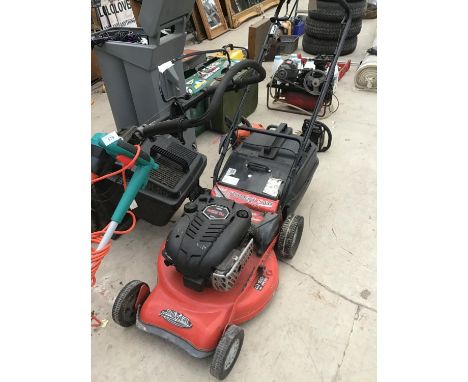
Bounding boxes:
210 75 259 133
184 57 259 135
185 97 210 136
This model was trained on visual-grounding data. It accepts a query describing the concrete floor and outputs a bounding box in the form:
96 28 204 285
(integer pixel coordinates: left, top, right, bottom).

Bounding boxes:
91 3 376 381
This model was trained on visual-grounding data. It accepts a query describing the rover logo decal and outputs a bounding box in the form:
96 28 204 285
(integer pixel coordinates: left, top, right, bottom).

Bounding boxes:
159 309 192 328
203 205 229 220
217 186 274 208
254 275 269 291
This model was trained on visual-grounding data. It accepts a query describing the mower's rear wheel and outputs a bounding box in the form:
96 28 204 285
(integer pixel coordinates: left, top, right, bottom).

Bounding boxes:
210 325 244 380
276 215 304 259
112 280 149 327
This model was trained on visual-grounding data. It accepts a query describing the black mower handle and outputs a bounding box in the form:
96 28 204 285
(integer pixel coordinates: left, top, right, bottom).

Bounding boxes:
270 0 288 23
137 59 266 138
335 0 351 16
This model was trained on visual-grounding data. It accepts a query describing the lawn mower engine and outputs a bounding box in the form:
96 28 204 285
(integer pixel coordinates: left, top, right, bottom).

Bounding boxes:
162 196 254 292
267 55 337 115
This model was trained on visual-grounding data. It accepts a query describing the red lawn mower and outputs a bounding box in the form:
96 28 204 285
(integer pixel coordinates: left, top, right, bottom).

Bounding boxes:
111 0 352 379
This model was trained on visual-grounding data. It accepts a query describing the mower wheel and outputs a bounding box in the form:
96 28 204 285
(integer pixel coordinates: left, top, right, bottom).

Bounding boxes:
276 215 304 259
305 17 362 40
302 34 358 56
112 280 149 327
210 325 244 380
308 0 367 21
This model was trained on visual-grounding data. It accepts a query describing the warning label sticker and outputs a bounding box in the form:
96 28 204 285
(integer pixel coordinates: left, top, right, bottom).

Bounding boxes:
101 131 121 146
222 174 239 186
225 168 237 176
263 178 282 197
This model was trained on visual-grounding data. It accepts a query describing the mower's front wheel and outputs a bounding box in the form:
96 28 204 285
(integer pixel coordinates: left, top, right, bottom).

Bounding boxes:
210 325 244 380
276 215 304 259
112 280 149 327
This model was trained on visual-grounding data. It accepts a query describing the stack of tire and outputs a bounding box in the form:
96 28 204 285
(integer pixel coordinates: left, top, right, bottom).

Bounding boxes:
302 0 367 56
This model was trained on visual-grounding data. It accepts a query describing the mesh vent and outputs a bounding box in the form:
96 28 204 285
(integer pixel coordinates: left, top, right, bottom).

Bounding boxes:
211 239 254 292
148 161 184 189
167 142 198 163
112 164 184 198
150 142 198 173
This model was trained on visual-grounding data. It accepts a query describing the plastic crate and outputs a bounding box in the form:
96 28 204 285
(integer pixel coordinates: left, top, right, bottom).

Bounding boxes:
277 35 299 55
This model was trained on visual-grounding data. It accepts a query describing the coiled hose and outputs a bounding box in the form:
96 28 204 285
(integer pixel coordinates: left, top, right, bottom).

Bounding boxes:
355 35 377 90
91 145 141 286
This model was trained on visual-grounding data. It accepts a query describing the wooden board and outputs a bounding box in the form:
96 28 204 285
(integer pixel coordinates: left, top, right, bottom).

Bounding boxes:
91 50 102 82
91 8 102 82
247 17 271 60
91 7 102 31
129 0 142 26
191 7 208 41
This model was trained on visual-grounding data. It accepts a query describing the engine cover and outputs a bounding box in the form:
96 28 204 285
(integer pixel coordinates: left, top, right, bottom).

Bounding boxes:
276 59 299 81
163 195 252 291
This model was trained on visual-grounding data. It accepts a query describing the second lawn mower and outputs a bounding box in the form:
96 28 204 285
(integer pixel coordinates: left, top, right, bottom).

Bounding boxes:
111 0 352 379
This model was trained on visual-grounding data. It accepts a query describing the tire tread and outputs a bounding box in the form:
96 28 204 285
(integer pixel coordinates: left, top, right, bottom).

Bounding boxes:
302 34 358 56
210 325 244 380
112 280 147 327
305 17 362 40
308 0 366 21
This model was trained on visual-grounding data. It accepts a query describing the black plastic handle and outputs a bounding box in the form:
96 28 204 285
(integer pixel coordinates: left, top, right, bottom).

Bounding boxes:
116 139 151 162
270 0 289 23
274 16 290 22
247 162 271 173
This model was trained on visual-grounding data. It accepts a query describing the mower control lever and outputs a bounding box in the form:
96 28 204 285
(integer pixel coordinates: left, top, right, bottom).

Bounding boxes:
272 0 287 20
270 16 289 23
247 162 271 173
270 0 289 24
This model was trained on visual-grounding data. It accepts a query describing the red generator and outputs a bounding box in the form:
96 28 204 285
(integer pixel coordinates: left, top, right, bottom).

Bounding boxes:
267 54 351 116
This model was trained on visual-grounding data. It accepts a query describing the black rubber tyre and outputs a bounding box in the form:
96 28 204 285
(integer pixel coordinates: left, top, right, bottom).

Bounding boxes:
276 215 304 259
210 325 244 380
302 34 358 56
112 280 149 327
305 17 362 40
308 0 367 21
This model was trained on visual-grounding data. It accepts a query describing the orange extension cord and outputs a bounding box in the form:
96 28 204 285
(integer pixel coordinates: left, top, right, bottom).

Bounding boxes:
91 144 141 287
